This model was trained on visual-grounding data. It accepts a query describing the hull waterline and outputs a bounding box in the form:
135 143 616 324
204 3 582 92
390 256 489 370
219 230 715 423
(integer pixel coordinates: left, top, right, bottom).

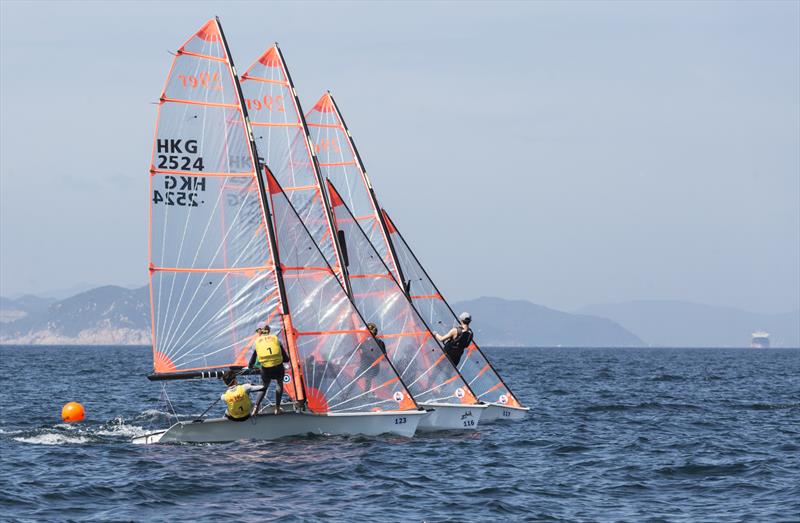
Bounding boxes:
481 403 530 422
132 410 426 444
416 403 487 431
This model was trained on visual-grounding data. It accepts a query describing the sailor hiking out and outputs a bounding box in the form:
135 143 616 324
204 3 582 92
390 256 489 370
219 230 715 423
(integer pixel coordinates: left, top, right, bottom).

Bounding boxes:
248 325 290 415
221 370 263 422
436 312 474 367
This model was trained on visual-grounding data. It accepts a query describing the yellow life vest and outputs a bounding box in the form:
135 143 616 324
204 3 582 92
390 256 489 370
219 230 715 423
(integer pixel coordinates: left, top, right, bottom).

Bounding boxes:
255 334 283 368
223 385 252 419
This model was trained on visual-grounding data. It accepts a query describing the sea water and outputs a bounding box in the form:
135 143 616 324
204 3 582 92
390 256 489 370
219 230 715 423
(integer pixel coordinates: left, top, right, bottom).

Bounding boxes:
1 346 798 521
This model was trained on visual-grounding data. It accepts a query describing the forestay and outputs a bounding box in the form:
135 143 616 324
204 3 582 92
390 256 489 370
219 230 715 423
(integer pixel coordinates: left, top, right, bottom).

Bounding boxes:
327 180 477 405
148 19 280 375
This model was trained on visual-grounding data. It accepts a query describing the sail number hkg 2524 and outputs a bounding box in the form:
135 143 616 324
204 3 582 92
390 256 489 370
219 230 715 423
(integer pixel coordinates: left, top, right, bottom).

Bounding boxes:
155 139 205 172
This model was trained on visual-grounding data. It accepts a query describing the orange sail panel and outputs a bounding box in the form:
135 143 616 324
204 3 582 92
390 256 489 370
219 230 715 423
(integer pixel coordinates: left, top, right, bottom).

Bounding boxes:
148 19 281 375
382 210 523 408
327 180 477 405
240 46 345 288
266 170 416 413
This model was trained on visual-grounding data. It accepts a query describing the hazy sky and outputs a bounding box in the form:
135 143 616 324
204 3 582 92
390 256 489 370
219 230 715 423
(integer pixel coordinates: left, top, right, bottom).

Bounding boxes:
1 1 798 313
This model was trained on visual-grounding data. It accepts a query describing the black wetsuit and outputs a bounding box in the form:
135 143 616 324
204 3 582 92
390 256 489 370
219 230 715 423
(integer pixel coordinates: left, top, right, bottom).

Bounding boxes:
249 345 290 413
360 338 386 389
443 326 473 366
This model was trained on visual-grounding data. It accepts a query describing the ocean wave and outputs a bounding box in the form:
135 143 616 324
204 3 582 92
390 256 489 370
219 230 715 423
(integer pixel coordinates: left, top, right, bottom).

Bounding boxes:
13 433 91 445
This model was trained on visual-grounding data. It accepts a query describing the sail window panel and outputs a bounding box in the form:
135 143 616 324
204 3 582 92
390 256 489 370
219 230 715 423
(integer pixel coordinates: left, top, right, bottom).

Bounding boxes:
155 104 252 174
164 55 238 106
151 174 271 270
151 268 277 373
252 126 315 188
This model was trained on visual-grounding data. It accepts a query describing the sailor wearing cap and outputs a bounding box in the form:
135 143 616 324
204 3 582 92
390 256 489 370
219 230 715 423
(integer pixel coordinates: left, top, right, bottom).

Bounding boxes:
435 312 474 367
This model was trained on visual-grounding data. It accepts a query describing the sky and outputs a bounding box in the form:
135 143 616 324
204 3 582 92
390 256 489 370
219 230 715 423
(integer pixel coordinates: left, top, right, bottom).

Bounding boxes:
1 0 798 314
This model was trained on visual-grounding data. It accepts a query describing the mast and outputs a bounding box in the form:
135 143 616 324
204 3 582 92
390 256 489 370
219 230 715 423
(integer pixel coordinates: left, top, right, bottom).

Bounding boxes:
326 92 408 291
216 19 305 403
272 45 354 299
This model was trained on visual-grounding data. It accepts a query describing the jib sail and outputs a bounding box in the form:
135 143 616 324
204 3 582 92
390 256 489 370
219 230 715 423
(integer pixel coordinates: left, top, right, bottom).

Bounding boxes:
327 180 477 405
382 209 523 408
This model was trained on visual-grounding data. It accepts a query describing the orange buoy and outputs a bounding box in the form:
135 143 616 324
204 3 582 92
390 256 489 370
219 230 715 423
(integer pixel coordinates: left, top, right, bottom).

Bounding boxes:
61 402 85 423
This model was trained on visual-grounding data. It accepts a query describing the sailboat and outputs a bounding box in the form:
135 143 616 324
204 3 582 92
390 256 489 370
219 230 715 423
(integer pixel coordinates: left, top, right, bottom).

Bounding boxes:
305 93 529 421
135 18 425 444
241 50 485 430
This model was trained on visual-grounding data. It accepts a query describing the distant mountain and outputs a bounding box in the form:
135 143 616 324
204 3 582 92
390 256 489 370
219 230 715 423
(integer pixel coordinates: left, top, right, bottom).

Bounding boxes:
0 294 56 323
451 297 644 347
577 301 800 347
0 286 149 345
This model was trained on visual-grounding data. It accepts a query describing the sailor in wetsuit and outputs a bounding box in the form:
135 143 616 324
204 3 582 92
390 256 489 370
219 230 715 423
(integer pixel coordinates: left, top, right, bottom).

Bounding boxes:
435 312 474 367
248 325 290 416
360 323 387 391
221 370 263 422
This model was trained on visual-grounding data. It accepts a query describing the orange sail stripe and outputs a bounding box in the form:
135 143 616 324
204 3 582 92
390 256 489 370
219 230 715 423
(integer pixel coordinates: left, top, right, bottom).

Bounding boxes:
306 122 340 129
409 294 443 300
377 331 433 339
318 161 357 167
251 121 302 128
177 50 227 63
349 273 394 280
151 265 273 273
296 329 369 337
281 265 334 272
239 75 289 86
151 169 253 178
160 97 238 109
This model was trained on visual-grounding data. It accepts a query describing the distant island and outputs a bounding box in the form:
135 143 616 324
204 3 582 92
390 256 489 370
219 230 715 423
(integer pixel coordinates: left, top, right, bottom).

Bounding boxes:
0 286 797 347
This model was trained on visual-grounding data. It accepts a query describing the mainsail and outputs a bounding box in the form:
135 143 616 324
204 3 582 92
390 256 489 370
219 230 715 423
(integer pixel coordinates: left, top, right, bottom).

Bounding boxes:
305 92 522 409
326 180 477 405
240 46 347 289
147 19 416 415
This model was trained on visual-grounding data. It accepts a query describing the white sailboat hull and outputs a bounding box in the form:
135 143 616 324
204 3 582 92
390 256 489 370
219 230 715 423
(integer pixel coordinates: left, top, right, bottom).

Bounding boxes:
416 402 487 431
481 403 530 422
132 410 426 444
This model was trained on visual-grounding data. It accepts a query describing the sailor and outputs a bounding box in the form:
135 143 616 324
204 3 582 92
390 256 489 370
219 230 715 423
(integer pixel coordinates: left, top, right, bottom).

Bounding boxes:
360 323 387 391
436 312 474 367
248 325 290 416
221 370 263 422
